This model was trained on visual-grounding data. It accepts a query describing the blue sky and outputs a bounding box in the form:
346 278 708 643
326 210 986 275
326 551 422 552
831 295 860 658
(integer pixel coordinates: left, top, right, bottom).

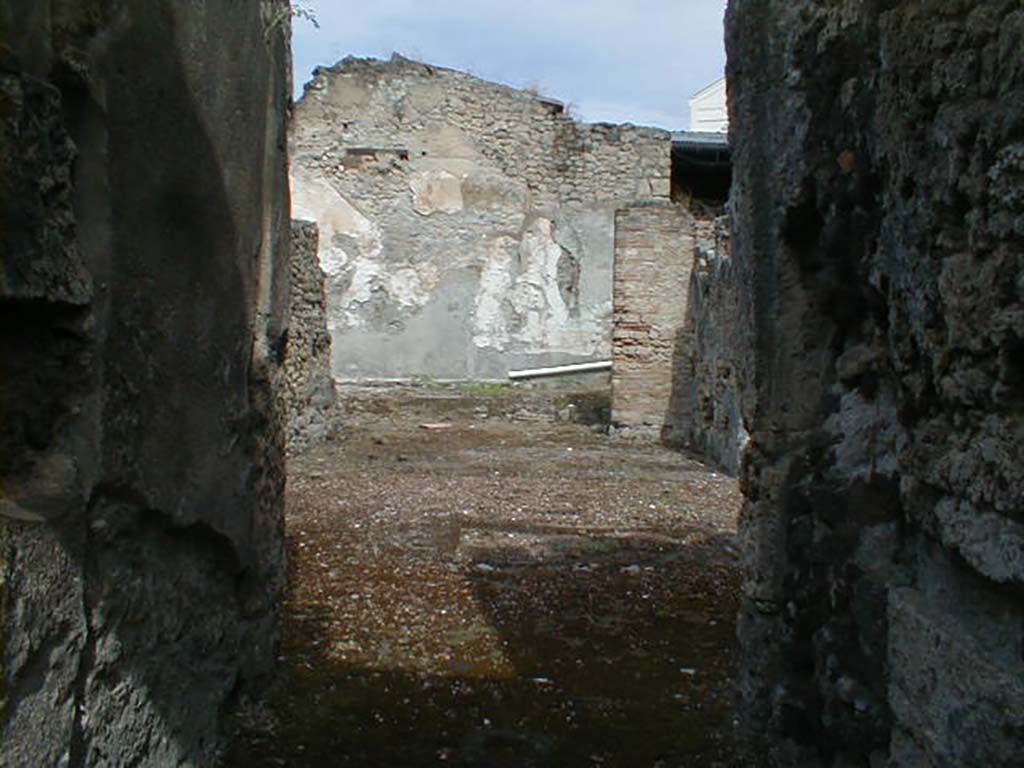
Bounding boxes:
291 1 727 130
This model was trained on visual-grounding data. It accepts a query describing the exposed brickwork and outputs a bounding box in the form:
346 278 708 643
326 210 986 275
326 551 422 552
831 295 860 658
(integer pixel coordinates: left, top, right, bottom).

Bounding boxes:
611 203 694 435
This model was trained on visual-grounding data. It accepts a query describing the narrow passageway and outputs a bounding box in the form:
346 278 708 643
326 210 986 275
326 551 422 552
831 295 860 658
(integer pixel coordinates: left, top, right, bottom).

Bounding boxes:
226 388 741 767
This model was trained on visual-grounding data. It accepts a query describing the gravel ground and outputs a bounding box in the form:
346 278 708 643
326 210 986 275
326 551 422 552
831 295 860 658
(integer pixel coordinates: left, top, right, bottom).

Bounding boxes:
225 394 743 767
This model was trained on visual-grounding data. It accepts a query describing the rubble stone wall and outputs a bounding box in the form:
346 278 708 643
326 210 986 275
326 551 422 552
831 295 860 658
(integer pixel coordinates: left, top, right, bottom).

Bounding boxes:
685 215 748 474
285 220 336 454
290 54 671 380
0 2 290 765
611 202 695 436
727 1 1024 765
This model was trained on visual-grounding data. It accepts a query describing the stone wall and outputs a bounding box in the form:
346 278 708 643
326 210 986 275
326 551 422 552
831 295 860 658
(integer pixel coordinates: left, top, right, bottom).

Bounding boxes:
685 214 748 474
0 2 290 765
285 220 336 454
290 54 671 380
727 1 1024 765
611 202 695 436
611 202 743 458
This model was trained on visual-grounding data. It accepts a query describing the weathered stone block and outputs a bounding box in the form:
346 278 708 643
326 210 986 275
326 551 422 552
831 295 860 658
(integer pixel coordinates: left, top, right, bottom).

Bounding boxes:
889 587 1024 767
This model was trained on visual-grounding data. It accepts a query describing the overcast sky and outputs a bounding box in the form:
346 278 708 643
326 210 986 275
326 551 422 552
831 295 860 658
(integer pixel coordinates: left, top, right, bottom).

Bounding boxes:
291 1 727 130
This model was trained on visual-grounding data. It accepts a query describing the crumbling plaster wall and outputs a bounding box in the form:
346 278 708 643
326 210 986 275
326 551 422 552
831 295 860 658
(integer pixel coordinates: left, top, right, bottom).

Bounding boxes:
284 220 337 454
727 1 1024 766
0 2 290 765
290 54 671 380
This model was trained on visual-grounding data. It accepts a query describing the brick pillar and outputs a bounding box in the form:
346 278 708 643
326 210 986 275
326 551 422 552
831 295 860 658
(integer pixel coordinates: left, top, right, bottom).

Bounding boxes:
611 202 695 437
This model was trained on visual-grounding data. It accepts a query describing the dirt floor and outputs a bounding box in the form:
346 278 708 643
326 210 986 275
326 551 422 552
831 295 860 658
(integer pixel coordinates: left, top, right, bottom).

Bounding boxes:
225 387 743 767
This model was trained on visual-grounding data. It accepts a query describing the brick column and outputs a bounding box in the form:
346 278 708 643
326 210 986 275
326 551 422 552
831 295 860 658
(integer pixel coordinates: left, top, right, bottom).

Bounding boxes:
611 203 695 436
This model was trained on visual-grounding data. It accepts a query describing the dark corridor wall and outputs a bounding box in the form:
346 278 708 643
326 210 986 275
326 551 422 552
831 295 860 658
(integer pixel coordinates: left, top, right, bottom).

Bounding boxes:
0 2 291 765
727 1 1024 765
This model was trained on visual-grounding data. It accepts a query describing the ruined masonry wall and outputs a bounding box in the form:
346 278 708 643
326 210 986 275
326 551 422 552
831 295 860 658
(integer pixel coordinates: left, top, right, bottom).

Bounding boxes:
611 203 694 435
285 220 337 454
0 2 290 765
727 1 1024 765
290 54 671 380
685 215 747 474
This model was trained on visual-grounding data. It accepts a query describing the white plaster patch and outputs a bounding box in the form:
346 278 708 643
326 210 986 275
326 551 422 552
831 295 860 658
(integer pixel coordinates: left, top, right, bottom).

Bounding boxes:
472 219 603 356
292 164 480 332
389 267 429 307
473 236 517 349
292 163 396 331
290 164 382 276
409 170 464 215
517 218 570 326
508 220 565 345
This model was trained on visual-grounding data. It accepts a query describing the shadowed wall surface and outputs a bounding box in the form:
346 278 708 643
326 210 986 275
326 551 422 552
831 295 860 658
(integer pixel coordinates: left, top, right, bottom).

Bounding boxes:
727 1 1024 765
0 1 291 764
285 219 337 454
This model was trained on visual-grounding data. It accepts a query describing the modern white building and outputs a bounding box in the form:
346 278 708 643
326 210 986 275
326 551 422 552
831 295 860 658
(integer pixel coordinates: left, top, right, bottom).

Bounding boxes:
689 77 728 133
